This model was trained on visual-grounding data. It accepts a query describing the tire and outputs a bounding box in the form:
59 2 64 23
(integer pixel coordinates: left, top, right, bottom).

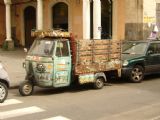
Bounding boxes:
0 82 8 103
93 77 104 89
129 65 144 83
19 81 34 96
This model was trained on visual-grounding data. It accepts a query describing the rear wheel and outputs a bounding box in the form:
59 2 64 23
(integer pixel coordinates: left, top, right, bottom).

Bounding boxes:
19 81 34 96
93 77 104 89
129 65 144 83
0 82 8 103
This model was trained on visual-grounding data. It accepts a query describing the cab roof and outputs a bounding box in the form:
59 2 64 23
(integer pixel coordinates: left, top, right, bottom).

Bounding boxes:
31 29 71 38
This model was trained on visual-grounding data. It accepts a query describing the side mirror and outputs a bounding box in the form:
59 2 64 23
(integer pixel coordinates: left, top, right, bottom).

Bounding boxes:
147 50 153 55
24 48 28 53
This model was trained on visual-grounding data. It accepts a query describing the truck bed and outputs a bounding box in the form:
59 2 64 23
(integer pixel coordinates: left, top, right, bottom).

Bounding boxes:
70 39 122 75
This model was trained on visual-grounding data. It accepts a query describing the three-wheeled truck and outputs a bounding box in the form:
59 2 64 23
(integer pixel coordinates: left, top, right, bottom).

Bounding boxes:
19 30 121 96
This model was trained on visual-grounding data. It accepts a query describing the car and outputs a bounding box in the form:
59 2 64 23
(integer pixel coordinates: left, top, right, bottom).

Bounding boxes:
122 39 160 83
0 62 10 103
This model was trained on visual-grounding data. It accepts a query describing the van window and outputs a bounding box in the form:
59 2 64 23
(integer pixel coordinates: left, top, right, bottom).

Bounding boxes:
148 43 160 54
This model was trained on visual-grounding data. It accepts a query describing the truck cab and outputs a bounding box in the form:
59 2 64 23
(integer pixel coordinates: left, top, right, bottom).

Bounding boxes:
26 38 72 87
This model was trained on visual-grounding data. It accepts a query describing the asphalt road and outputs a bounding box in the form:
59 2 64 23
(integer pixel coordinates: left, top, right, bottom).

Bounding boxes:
1 75 160 120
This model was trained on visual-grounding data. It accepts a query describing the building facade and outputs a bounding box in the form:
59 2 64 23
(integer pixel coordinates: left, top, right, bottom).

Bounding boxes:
125 0 160 40
0 0 125 49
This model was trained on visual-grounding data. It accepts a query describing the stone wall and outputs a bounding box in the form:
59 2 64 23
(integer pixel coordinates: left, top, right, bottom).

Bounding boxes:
125 0 144 40
125 0 157 40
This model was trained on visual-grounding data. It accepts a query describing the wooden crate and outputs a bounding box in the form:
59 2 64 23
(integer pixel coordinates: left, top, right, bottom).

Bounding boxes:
74 39 121 74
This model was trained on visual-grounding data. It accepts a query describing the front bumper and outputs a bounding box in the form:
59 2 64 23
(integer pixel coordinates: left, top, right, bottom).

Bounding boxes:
36 80 53 87
121 67 132 77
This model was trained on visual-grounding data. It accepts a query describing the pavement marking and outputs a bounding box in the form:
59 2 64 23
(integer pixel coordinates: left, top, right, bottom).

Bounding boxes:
0 99 22 106
0 106 45 119
150 115 160 120
109 102 160 118
98 102 160 120
43 116 71 120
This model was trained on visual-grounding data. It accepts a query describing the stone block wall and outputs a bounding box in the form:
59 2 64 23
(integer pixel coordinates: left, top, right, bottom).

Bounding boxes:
125 0 157 40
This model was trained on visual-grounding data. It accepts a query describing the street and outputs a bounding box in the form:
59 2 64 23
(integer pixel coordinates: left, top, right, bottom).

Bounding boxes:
1 0 160 120
1 75 160 120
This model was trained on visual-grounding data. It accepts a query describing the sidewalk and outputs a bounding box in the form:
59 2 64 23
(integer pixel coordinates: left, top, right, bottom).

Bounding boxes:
0 48 26 88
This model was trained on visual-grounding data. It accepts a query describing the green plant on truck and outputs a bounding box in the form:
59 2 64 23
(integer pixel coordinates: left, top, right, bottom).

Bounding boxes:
19 30 121 96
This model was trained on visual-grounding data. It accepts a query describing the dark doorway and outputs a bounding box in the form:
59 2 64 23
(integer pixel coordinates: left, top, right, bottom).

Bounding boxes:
52 2 68 31
90 0 93 39
24 6 36 48
101 0 112 39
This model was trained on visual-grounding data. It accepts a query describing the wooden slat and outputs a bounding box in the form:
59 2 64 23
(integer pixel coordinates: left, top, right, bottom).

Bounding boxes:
93 45 110 49
75 61 121 74
110 54 121 59
75 39 121 74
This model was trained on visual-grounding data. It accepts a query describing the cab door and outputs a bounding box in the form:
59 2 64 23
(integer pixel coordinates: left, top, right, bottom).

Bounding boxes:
53 40 71 87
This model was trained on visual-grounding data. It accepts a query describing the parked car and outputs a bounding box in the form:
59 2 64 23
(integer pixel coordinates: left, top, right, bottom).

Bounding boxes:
122 39 160 83
0 62 10 103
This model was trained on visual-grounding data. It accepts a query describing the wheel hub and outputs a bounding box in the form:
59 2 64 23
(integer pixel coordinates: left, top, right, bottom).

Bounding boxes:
23 85 32 94
132 68 143 81
96 79 103 88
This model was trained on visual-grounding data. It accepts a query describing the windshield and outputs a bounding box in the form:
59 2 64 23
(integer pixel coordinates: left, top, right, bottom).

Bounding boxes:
122 42 148 55
28 39 55 56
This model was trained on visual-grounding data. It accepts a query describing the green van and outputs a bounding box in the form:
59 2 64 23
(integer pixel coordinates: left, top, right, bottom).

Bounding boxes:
122 39 160 83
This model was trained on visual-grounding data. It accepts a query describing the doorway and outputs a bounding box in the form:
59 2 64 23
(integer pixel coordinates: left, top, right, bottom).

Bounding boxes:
24 6 36 48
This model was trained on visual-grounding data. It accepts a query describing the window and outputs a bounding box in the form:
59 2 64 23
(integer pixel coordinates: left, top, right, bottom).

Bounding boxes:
147 43 160 54
157 43 160 54
52 2 68 31
122 42 148 55
28 39 55 56
56 41 69 57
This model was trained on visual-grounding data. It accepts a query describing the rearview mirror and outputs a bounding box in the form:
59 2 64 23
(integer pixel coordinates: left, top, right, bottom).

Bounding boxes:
147 50 153 55
24 48 28 53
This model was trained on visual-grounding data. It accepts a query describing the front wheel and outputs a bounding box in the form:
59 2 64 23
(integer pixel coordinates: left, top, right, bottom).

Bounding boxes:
129 65 144 83
19 81 34 96
93 77 104 89
0 82 8 103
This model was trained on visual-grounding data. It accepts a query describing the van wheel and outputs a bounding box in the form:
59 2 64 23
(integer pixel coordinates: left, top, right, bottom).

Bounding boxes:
93 77 104 89
130 65 144 83
0 82 8 103
19 81 34 96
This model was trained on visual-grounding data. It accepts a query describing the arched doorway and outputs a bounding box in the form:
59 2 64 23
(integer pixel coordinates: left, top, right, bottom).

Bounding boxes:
52 2 68 31
24 6 36 48
101 0 112 39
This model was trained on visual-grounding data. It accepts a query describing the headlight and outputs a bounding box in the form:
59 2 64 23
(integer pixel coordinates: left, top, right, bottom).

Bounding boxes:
123 60 129 66
36 63 46 72
23 62 26 68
